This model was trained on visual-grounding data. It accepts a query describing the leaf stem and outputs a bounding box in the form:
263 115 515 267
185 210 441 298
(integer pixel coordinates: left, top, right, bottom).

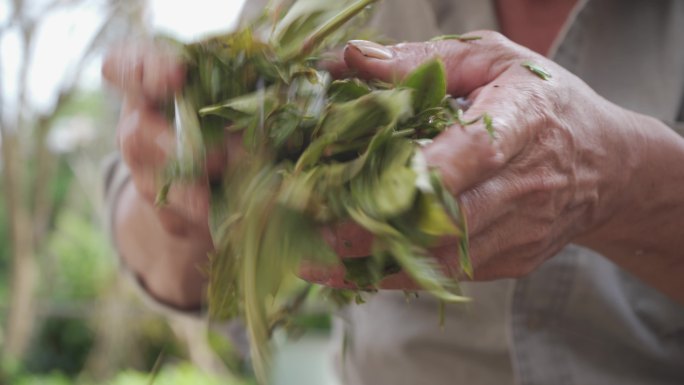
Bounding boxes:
291 0 381 61
392 128 416 138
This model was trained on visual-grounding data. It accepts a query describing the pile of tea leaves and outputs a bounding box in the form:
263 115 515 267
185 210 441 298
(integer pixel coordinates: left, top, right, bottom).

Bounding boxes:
159 0 477 381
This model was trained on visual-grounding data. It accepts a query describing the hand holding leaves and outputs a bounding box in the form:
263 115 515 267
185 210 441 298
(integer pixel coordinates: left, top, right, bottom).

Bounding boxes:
342 33 632 282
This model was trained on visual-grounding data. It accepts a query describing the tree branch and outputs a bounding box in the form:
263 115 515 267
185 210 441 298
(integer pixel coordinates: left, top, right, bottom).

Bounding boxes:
31 3 122 244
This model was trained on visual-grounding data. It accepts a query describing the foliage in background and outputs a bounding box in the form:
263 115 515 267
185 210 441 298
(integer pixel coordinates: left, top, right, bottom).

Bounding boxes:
0 0 139 365
0 1 232 383
46 209 114 301
23 317 95 377
108 364 251 385
12 363 248 385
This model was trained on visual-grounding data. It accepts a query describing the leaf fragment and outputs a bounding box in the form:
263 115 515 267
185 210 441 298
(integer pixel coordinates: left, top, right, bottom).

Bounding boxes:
402 58 447 113
483 112 495 139
521 61 552 80
430 34 482 42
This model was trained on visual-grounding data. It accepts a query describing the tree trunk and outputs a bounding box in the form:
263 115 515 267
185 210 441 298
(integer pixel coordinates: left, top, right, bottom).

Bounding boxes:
1 130 38 361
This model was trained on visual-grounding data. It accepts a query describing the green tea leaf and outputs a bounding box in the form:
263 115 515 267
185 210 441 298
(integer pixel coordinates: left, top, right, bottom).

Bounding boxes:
521 61 552 80
328 78 372 102
483 112 495 139
416 193 461 237
402 58 447 113
199 88 277 121
430 34 482 42
173 93 205 179
374 166 417 217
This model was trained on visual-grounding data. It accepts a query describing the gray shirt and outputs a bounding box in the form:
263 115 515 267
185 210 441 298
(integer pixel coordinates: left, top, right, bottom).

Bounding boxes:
107 0 684 384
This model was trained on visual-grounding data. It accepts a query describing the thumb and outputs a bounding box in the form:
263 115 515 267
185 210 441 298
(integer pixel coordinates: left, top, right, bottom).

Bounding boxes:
344 34 522 96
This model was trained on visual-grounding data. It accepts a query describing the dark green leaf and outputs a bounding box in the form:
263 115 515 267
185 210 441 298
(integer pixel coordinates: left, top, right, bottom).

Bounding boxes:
199 89 277 121
402 59 447 113
328 79 372 102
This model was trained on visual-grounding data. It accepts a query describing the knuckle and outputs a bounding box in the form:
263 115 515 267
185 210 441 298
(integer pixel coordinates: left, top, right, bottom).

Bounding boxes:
475 30 530 66
526 190 555 214
522 223 554 252
133 179 157 205
118 124 143 166
118 109 171 169
474 30 515 53
157 209 192 238
459 188 487 232
468 29 503 42
481 30 506 42
471 129 502 165
101 44 127 85
101 54 115 83
118 130 136 163
137 185 157 206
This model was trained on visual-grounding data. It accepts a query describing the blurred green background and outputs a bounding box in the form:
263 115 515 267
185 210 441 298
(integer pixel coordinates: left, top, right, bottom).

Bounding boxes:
0 0 338 384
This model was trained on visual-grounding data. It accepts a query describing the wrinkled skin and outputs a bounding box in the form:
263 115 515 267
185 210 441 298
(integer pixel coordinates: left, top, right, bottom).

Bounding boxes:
304 35 684 306
104 33 684 306
302 33 634 287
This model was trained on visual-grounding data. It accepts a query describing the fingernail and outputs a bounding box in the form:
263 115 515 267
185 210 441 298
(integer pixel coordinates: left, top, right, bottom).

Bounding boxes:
348 40 394 60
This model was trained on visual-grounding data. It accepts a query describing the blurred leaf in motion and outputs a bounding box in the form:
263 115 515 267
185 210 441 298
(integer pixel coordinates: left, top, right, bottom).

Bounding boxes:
159 0 476 382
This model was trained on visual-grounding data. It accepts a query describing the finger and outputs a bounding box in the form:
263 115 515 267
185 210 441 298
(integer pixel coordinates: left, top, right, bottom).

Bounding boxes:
118 99 208 226
465 209 550 271
468 238 561 281
205 145 229 181
423 74 553 196
205 132 248 180
460 164 573 236
156 205 213 242
298 263 455 290
458 179 513 237
164 180 211 226
118 100 175 171
464 192 585 280
298 262 351 288
142 46 186 101
299 240 461 290
344 32 534 96
344 36 544 196
102 41 185 101
298 261 419 290
422 124 504 196
131 168 210 231
318 49 354 79
333 220 374 258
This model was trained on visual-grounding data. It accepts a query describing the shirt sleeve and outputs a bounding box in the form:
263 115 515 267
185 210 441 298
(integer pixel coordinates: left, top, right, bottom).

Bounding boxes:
674 100 684 136
669 121 684 137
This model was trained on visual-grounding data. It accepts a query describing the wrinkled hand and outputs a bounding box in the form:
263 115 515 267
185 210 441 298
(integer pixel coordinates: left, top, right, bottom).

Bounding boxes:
303 32 634 287
102 42 237 237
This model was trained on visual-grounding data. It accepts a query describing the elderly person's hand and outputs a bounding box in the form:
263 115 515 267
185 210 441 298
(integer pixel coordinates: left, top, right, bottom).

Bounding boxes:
302 33 684 304
103 42 224 235
102 42 231 308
